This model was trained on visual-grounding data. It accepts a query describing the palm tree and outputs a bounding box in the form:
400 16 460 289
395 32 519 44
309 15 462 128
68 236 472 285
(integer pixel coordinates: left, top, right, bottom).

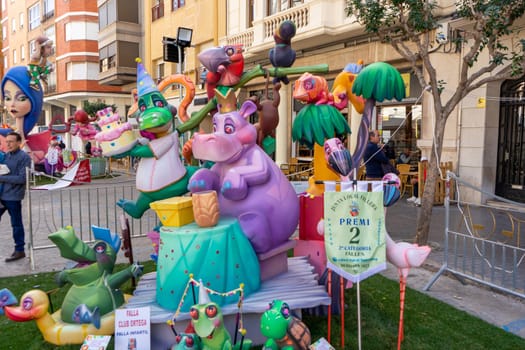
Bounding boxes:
351 61 406 168
292 99 351 195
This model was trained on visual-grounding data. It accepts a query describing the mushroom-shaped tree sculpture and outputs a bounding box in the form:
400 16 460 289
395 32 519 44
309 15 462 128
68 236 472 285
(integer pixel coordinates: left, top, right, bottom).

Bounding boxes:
351 62 406 170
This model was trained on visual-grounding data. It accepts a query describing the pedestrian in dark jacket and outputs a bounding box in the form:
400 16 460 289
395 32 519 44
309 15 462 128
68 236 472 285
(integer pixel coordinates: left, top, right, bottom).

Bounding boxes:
0 132 31 262
364 130 390 180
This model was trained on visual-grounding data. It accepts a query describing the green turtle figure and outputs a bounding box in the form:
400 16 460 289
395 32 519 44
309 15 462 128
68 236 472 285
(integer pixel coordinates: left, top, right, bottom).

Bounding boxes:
260 300 311 350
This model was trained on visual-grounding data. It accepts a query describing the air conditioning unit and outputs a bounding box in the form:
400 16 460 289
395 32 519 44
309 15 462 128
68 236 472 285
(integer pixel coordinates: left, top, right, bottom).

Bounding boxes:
436 22 449 44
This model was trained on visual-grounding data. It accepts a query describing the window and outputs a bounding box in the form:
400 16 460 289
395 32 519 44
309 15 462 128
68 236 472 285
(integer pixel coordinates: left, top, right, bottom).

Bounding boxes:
20 45 25 61
248 0 255 27
2 26 6 40
29 40 36 57
29 3 41 30
44 25 56 47
3 56 8 70
155 61 165 83
67 62 99 80
99 42 117 72
65 21 98 41
99 41 138 72
47 70 57 92
11 18 16 32
152 0 164 21
19 13 24 29
13 49 17 64
267 0 303 15
43 0 55 21
99 0 117 30
172 0 185 11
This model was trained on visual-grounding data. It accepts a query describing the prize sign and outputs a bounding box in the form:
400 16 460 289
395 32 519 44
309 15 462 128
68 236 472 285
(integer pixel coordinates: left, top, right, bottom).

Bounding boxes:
324 191 386 282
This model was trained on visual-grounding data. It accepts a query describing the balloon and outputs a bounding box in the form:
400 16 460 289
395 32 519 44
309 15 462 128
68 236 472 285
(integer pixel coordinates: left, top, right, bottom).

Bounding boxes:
383 172 401 189
383 184 401 207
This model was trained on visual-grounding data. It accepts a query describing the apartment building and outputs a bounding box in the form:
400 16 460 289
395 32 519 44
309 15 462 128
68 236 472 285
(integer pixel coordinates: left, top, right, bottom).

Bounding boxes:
3 1 519 203
1 0 132 148
213 1 525 203
134 0 524 203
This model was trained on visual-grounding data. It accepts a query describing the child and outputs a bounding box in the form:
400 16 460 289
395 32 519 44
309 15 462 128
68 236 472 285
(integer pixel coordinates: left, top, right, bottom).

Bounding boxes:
44 136 62 176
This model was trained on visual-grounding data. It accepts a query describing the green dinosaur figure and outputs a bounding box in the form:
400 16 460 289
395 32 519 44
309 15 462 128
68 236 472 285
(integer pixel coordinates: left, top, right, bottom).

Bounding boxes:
114 60 198 218
49 226 143 324
260 300 311 350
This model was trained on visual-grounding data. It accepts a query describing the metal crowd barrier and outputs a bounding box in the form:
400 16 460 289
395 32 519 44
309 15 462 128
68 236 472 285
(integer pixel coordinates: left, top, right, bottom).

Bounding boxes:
425 172 525 299
26 170 159 269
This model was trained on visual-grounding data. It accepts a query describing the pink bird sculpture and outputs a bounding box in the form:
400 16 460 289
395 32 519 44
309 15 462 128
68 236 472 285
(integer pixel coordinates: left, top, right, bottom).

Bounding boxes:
385 230 431 350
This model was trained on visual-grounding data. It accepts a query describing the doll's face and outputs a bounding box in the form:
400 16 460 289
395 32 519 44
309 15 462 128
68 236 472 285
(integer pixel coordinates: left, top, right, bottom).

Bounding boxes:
3 80 31 120
42 44 53 57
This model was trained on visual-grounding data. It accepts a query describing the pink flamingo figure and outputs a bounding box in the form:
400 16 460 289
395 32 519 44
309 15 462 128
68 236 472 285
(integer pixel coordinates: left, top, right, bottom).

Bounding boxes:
385 230 431 349
323 137 353 181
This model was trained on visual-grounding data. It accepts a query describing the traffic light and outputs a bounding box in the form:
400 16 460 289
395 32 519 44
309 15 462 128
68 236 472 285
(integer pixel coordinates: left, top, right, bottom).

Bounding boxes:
163 36 183 63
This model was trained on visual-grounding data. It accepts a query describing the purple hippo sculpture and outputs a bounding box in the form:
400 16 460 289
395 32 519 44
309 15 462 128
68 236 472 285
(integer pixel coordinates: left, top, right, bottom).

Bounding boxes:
188 92 299 254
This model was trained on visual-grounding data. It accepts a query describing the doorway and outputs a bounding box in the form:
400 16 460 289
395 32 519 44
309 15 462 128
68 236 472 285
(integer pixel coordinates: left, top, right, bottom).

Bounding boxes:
496 76 525 203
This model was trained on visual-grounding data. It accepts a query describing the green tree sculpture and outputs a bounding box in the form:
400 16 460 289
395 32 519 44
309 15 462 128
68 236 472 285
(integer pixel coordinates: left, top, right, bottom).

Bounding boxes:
351 61 406 168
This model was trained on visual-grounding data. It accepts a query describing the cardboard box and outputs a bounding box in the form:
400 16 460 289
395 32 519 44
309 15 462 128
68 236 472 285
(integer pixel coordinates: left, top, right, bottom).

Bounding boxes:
150 196 194 227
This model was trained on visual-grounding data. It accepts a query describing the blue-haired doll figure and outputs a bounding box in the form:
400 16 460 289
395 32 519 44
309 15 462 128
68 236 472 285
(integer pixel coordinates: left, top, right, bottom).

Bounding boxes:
1 65 46 164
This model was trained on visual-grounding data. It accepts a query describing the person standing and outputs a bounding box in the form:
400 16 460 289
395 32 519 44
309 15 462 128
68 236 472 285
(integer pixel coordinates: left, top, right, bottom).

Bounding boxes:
0 132 31 262
44 136 61 175
364 130 390 180
397 148 412 164
407 156 428 206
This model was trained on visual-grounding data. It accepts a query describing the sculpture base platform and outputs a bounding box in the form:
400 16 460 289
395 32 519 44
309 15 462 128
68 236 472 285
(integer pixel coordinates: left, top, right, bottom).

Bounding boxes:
258 240 296 281
125 257 330 348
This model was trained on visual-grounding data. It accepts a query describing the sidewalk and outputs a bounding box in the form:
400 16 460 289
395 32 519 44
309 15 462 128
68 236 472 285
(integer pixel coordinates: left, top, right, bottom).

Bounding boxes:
1 183 525 340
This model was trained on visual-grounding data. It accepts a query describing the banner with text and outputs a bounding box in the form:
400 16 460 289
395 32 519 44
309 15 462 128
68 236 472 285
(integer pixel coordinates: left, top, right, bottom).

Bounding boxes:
324 191 386 282
115 307 150 350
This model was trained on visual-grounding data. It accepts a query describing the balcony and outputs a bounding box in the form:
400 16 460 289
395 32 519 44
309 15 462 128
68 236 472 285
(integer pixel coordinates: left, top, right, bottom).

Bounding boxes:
152 1 165 22
220 0 362 63
42 11 54 22
98 66 137 86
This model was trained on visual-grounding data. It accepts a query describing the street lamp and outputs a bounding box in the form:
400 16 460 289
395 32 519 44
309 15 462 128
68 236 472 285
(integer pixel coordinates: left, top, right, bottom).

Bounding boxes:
176 27 193 74
176 27 193 48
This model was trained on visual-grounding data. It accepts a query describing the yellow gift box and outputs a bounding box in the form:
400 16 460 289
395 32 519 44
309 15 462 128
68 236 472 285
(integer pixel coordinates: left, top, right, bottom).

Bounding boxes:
150 196 194 227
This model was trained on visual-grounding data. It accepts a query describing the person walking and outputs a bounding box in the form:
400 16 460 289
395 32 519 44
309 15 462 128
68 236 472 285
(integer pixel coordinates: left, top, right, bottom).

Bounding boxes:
364 130 390 180
407 156 428 206
0 132 32 262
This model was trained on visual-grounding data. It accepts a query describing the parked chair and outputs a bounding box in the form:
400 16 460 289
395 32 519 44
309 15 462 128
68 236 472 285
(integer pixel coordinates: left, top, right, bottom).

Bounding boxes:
397 163 413 197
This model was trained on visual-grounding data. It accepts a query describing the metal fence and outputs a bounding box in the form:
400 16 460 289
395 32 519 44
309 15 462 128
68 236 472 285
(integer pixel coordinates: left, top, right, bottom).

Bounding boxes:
425 172 525 299
26 171 159 269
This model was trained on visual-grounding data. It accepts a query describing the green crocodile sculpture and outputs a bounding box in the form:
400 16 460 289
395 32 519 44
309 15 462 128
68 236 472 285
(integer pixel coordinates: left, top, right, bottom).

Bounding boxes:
49 225 143 325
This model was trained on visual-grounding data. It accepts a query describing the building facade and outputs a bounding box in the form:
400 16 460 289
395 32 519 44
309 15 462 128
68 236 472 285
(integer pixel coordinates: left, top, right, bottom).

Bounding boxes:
1 0 133 150
2 0 523 204
221 0 525 204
